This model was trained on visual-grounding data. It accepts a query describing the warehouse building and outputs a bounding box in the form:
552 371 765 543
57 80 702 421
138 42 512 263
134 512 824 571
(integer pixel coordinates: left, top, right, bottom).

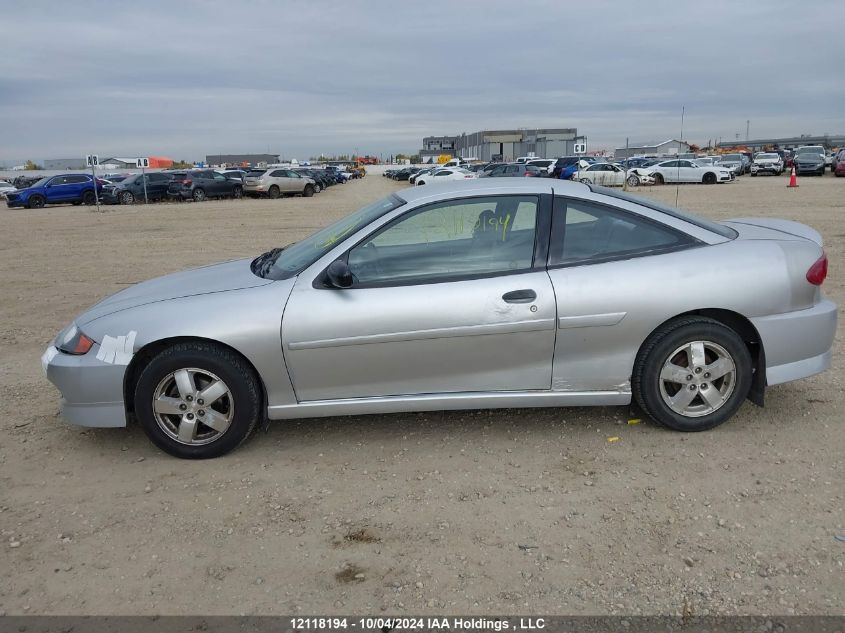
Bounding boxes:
420 128 581 163
43 158 87 170
614 139 691 159
206 153 279 167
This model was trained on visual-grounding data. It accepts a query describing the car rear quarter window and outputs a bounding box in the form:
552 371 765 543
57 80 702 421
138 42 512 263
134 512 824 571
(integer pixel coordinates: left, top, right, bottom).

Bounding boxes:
549 197 696 267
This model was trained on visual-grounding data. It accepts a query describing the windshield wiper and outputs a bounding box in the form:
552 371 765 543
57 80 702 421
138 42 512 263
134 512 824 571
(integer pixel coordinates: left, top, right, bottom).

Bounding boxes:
251 246 286 278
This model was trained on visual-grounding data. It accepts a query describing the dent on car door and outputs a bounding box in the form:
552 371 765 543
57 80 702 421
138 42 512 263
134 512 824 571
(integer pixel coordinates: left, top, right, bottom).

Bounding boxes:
545 196 699 392
281 194 557 401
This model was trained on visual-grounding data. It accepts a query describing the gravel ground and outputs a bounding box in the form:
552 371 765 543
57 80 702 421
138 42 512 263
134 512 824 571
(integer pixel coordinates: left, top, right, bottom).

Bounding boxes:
0 173 843 616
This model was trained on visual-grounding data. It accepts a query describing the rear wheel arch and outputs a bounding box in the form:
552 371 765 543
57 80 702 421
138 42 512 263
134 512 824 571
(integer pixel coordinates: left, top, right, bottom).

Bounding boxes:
123 336 268 418
634 308 766 407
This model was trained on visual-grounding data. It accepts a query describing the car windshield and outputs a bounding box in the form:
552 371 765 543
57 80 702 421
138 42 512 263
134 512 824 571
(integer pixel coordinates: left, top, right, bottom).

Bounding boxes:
29 177 50 188
246 169 267 177
796 147 823 155
721 155 742 162
260 194 406 280
757 154 778 160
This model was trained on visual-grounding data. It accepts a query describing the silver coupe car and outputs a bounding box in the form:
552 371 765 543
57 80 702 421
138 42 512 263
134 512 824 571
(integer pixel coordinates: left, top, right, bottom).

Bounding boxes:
42 180 836 458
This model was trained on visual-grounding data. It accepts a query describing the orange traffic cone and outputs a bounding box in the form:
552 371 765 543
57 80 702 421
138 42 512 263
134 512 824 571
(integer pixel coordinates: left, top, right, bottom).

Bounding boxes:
787 166 798 188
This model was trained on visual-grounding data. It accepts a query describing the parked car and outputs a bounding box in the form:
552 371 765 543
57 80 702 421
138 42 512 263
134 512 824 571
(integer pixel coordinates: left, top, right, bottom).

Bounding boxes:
0 180 17 199
218 169 247 182
834 150 845 177
409 168 435 185
574 163 629 186
480 164 544 178
793 147 826 176
167 170 244 201
551 156 596 178
41 179 836 458
391 167 421 181
750 153 784 177
294 169 332 192
414 168 477 185
716 154 744 177
641 159 732 184
102 172 174 204
242 168 316 198
5 173 102 209
526 158 556 176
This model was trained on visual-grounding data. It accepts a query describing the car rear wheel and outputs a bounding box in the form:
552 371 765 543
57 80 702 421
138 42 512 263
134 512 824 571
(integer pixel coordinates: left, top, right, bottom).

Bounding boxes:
192 188 206 202
134 341 263 459
233 186 243 199
267 185 280 199
303 184 314 197
82 190 96 205
28 195 45 209
120 191 135 204
633 317 751 432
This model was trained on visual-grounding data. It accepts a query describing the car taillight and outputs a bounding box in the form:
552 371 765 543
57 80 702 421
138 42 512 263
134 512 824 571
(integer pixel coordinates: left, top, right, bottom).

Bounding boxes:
806 252 828 285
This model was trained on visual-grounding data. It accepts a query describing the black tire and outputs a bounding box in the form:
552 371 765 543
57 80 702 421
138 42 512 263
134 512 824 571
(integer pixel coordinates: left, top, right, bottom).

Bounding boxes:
632 317 752 432
232 186 243 199
303 184 314 197
579 178 592 184
28 195 45 209
653 173 664 185
267 185 281 199
702 172 717 184
134 341 263 459
192 188 206 202
72 201 82 206
82 190 96 205
120 191 135 205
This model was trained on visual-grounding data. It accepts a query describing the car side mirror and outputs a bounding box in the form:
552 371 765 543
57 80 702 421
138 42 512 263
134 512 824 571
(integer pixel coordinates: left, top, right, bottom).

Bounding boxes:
325 259 353 289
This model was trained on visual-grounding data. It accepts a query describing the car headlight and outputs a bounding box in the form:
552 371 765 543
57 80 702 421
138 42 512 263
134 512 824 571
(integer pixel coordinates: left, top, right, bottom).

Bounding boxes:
55 324 95 355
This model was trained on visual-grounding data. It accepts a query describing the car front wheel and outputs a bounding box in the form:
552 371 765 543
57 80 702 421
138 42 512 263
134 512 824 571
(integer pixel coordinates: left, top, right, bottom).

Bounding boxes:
28 195 46 209
632 317 751 432
134 341 263 459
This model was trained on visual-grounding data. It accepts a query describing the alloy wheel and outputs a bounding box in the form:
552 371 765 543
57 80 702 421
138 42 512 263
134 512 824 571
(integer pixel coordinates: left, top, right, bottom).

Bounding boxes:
152 368 233 445
658 341 736 417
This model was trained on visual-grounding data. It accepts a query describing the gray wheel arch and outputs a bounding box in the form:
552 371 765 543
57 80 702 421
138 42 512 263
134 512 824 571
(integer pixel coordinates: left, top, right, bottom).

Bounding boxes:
634 308 766 406
123 336 268 419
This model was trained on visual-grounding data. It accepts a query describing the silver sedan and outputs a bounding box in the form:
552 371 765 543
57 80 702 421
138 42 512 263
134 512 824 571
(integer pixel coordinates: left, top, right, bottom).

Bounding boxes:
42 179 837 458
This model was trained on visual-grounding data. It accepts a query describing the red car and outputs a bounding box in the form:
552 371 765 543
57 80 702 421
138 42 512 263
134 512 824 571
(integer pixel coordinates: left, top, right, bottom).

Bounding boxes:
834 150 845 177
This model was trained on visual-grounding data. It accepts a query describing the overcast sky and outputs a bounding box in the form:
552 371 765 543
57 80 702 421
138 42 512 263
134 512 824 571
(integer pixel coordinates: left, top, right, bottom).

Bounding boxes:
2 1 843 163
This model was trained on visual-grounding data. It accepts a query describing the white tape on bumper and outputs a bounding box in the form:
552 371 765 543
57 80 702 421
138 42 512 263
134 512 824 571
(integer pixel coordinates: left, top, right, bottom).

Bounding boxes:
41 346 59 375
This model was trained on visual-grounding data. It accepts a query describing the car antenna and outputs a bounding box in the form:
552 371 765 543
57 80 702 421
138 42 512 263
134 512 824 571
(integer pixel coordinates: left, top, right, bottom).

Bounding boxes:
676 105 685 208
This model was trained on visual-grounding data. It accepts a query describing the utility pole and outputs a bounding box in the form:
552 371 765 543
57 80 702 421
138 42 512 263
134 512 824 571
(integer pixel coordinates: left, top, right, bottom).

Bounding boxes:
746 120 750 142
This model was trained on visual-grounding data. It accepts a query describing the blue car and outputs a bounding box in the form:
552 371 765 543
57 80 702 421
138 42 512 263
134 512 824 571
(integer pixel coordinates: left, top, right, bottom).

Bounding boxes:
5 173 103 209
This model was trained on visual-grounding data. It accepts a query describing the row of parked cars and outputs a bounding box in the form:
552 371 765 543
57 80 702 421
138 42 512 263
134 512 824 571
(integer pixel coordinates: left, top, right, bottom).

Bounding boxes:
385 145 845 191
3 165 359 209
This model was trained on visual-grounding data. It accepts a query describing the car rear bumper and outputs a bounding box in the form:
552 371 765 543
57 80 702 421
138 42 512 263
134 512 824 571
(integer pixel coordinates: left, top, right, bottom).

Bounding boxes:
41 344 128 428
750 298 837 386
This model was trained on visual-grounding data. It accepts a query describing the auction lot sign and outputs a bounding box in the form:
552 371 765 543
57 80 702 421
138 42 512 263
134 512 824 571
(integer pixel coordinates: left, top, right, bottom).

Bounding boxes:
0 617 843 633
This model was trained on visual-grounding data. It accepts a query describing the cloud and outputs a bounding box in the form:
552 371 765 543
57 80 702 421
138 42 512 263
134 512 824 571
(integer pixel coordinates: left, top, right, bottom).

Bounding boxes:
1 0 843 162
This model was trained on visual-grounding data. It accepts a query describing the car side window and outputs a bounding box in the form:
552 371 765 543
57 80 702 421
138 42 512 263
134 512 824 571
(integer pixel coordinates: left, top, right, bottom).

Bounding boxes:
347 195 539 286
213 173 226 181
50 176 69 185
548 198 694 267
270 170 285 177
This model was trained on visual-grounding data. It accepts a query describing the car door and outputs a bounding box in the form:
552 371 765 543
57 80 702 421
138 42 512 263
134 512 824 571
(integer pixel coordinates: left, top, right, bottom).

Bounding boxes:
676 160 699 183
282 194 557 401
208 171 227 195
657 160 679 183
545 196 699 392
147 173 169 198
607 164 625 186
45 176 73 202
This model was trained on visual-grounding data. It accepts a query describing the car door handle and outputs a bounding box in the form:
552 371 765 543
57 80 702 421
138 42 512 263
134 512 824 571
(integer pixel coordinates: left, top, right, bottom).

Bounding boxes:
502 289 536 303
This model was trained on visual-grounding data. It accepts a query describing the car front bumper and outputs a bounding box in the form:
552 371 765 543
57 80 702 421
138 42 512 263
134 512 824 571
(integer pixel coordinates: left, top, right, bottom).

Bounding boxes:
41 344 128 428
750 298 837 386
6 197 26 208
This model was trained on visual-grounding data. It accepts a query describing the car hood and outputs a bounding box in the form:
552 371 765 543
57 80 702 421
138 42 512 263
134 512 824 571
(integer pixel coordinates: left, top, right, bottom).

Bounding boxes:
77 258 273 326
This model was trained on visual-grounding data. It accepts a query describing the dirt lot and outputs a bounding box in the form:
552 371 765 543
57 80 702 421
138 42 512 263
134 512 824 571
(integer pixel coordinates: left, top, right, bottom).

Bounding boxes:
1 174 843 616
